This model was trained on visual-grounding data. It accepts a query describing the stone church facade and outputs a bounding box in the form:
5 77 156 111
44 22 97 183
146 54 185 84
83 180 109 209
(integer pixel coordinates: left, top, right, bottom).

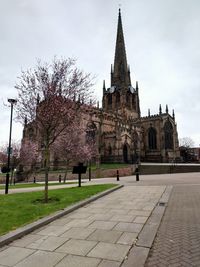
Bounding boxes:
81 9 180 164
22 9 180 165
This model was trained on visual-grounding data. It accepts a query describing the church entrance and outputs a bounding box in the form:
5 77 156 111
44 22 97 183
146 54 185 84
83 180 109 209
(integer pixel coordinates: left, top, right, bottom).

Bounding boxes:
123 144 128 163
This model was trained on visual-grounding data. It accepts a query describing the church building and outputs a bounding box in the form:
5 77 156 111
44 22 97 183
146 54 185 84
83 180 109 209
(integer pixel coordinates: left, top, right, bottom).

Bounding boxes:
22 9 180 165
82 9 180 163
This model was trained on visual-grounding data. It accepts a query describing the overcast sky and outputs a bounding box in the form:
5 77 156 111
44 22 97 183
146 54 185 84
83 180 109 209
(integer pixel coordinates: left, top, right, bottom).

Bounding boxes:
0 0 200 147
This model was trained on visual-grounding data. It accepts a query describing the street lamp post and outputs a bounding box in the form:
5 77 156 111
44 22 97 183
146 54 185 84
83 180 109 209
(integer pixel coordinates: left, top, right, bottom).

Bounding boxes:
5 98 17 194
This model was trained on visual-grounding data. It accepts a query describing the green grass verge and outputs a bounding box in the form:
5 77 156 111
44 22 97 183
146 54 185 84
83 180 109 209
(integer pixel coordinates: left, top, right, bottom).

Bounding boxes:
0 184 116 236
91 163 130 170
0 182 77 190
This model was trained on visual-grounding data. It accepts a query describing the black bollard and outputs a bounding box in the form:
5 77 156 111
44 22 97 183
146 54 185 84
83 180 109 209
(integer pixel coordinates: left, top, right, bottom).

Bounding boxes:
78 173 81 187
89 167 91 181
33 177 36 183
135 167 139 181
117 170 120 181
59 174 62 183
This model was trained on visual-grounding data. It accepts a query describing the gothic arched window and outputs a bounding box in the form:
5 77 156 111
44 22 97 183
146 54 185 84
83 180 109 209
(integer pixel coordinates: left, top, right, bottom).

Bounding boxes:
148 127 157 149
164 120 173 149
108 94 112 108
132 95 136 109
86 122 97 143
116 91 120 107
126 92 130 108
108 145 112 155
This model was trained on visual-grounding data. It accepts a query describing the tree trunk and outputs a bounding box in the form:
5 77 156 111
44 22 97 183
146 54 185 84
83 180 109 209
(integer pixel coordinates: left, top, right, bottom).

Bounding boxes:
63 161 69 183
10 169 14 185
63 169 67 183
44 146 50 203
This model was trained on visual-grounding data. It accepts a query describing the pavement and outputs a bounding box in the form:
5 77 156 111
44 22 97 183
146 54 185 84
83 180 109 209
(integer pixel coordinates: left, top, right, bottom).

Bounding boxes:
0 172 200 266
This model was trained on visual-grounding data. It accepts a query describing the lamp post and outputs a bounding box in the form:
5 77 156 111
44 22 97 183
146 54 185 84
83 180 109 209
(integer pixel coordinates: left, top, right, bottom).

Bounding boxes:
5 98 17 194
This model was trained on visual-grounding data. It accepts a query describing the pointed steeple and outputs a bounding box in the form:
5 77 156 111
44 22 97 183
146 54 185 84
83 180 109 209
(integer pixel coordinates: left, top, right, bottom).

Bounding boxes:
103 80 106 93
136 81 139 92
172 109 175 120
112 9 131 88
159 104 162 115
166 104 168 114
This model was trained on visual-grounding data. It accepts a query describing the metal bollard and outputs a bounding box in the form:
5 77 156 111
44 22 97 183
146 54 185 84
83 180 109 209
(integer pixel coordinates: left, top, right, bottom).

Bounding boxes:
33 177 36 183
59 175 62 183
89 166 91 181
135 167 139 181
117 170 120 181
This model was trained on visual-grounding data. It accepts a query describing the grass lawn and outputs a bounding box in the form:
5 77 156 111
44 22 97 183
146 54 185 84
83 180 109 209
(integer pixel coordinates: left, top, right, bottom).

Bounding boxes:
0 182 77 190
91 163 130 170
0 184 116 236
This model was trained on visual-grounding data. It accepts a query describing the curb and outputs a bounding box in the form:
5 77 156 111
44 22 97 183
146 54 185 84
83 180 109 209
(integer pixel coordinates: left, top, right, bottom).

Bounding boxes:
0 184 123 248
121 185 173 267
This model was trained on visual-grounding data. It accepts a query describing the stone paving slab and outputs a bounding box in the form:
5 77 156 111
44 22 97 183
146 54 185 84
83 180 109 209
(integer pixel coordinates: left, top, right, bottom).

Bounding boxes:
14 250 66 267
117 232 138 245
114 222 144 233
122 246 150 267
0 246 34 266
60 227 95 239
10 234 43 248
98 259 121 267
35 225 71 236
87 229 122 243
54 255 101 267
56 239 97 256
88 220 118 230
27 235 69 251
109 214 136 222
87 242 131 261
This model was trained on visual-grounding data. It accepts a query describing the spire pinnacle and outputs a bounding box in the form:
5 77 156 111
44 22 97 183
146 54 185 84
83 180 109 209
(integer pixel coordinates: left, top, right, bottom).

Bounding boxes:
136 81 139 91
103 80 106 92
159 104 162 115
166 104 168 114
172 109 175 120
112 8 130 88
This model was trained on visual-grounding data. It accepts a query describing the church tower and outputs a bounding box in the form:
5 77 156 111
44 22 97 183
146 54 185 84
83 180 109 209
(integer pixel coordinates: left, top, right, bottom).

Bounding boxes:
102 9 140 119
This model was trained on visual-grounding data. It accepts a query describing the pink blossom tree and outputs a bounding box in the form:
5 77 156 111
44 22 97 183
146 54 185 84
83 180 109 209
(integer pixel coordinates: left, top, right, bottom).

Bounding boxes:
19 140 39 181
52 121 96 183
0 141 21 184
15 57 94 202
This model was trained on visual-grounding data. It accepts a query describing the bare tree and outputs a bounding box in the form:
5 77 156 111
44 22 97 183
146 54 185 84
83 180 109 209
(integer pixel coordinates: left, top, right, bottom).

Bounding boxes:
179 137 195 162
179 137 195 148
15 57 94 202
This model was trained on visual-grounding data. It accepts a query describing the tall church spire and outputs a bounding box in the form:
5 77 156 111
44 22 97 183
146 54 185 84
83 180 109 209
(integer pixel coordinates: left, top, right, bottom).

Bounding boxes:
112 9 131 88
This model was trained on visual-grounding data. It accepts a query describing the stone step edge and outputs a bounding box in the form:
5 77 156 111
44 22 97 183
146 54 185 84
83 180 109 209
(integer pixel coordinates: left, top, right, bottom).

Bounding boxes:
0 184 123 248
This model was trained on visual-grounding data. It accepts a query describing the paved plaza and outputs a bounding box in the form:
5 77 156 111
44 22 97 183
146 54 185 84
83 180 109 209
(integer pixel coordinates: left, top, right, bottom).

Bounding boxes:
0 172 200 266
